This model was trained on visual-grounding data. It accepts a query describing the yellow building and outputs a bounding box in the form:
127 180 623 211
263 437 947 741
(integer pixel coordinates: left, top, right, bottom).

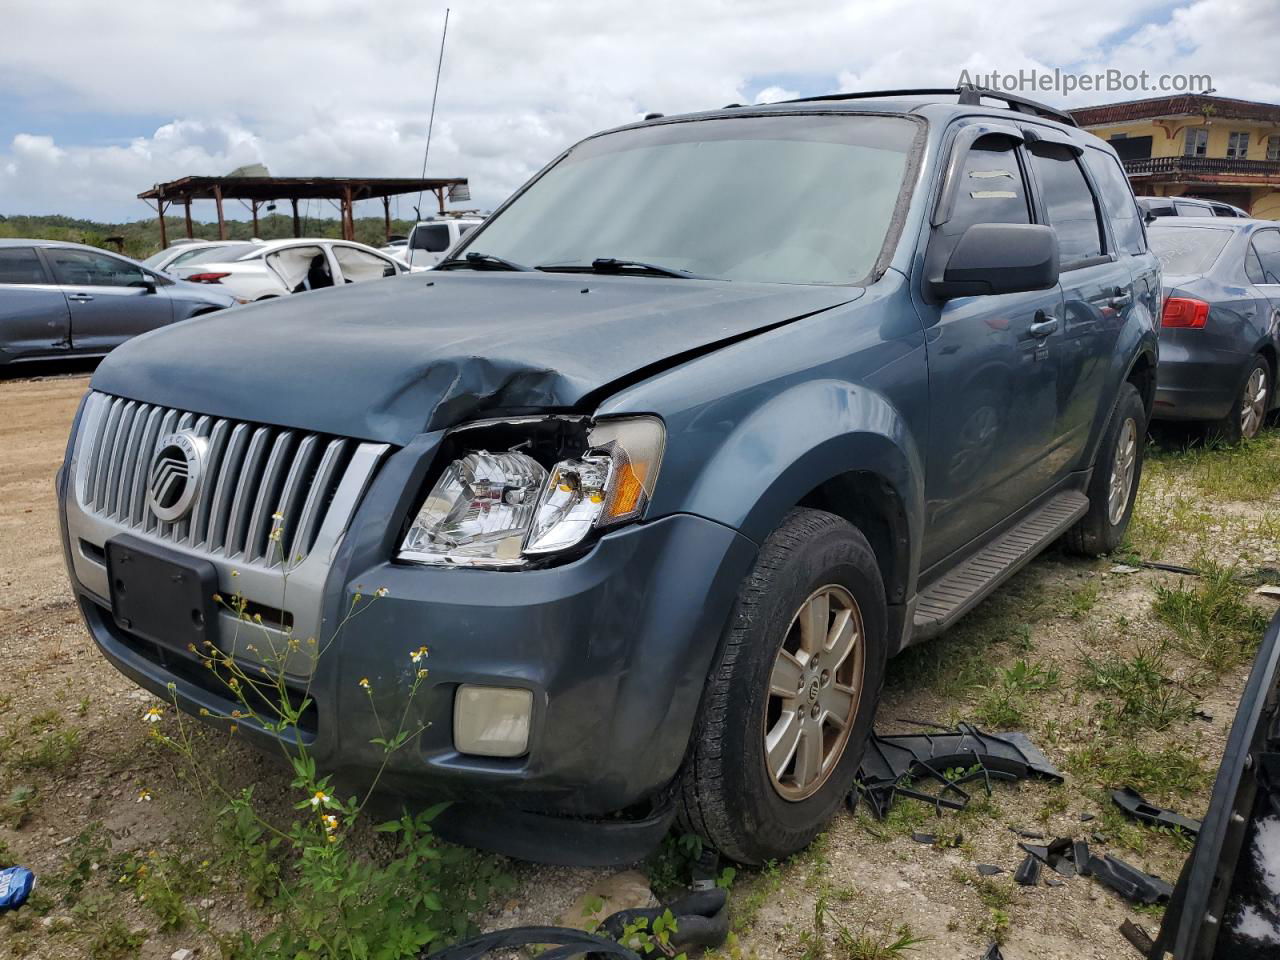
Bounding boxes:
1070 95 1280 219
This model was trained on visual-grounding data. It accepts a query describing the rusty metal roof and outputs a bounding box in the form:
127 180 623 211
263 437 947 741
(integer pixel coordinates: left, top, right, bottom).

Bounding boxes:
138 175 467 202
1070 95 1280 127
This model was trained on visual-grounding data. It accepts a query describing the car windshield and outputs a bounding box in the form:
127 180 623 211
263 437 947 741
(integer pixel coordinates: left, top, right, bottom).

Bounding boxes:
1148 226 1233 276
461 114 919 285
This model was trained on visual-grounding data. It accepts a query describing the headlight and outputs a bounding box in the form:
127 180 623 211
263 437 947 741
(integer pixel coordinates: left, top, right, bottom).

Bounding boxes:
398 416 665 568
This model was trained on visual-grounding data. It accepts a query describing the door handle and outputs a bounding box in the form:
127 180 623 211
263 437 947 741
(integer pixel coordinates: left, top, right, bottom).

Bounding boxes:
67 293 94 302
1028 314 1059 338
1108 286 1133 308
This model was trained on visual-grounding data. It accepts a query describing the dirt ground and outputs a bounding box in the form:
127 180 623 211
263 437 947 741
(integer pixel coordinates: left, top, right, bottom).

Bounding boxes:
2 367 1277 960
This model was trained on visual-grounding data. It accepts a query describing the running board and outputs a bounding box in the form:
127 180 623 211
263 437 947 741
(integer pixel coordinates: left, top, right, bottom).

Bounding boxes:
912 491 1090 640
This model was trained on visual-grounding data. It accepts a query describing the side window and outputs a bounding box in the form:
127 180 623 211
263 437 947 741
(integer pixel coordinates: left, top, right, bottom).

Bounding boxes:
1252 230 1280 284
411 224 452 253
0 247 48 284
1174 202 1214 218
947 136 1030 235
1083 149 1145 255
1183 128 1207 157
333 245 397 282
458 224 477 238
1246 246 1265 285
47 248 148 288
1029 144 1103 266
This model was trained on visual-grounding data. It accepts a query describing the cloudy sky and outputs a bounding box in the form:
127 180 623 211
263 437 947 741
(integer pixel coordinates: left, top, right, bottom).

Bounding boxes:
4 0 1279 223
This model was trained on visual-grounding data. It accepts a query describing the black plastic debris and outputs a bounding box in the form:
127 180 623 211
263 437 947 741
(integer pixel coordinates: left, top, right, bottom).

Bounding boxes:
1014 852 1043 886
982 943 1005 960
1120 919 1155 955
977 864 1005 876
1111 787 1202 838
852 723 1064 818
911 832 937 845
598 889 730 955
1079 812 1095 822
1073 840 1092 876
1088 854 1173 905
421 890 729 960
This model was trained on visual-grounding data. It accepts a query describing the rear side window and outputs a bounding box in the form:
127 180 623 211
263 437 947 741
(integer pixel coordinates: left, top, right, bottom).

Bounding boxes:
1029 144 1103 266
1174 202 1214 218
0 247 47 284
411 224 452 252
1251 230 1280 284
1147 226 1232 276
1246 246 1265 284
1083 149 1145 255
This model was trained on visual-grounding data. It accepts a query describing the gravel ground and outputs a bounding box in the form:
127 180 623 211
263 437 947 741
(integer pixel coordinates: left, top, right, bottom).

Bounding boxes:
1 367 1277 959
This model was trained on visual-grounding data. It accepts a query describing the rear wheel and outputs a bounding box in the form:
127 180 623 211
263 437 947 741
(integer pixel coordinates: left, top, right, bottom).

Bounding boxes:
677 508 887 864
1064 381 1146 556
1207 356 1270 444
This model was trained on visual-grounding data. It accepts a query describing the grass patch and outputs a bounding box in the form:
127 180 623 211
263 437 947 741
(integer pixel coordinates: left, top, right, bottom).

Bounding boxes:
1152 564 1270 670
1067 741 1210 801
1078 646 1194 731
972 659 1060 727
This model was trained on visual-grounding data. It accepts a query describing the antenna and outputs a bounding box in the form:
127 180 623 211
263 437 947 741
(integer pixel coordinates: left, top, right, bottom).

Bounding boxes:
414 7 450 220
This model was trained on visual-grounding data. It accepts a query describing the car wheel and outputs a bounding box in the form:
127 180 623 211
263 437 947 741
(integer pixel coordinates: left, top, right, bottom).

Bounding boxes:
1064 381 1146 557
677 508 886 864
1207 356 1271 444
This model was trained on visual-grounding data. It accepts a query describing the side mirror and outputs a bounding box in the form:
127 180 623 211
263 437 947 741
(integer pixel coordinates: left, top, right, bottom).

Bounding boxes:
928 223 1059 301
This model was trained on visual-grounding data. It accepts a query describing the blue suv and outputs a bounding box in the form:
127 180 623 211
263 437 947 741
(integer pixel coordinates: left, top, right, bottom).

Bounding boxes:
59 87 1160 866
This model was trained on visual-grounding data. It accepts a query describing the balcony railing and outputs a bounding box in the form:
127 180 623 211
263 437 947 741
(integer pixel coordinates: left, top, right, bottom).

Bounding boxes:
1123 155 1280 180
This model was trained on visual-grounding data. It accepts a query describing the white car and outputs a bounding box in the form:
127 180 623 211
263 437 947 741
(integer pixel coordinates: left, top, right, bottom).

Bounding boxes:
402 217 484 271
141 239 265 276
167 238 406 301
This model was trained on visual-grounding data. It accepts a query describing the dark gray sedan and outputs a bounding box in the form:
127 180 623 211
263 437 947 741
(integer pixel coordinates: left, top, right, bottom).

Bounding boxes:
1148 219 1280 441
0 239 237 369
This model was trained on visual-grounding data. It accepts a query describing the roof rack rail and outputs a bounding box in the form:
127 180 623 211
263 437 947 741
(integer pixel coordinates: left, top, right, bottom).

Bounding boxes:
778 84 1077 127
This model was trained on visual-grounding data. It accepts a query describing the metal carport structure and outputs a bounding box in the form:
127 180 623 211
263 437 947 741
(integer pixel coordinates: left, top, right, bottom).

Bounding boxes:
137 175 470 247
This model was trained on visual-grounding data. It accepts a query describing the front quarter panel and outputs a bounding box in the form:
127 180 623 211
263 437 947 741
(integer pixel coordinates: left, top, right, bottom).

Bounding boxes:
598 277 929 591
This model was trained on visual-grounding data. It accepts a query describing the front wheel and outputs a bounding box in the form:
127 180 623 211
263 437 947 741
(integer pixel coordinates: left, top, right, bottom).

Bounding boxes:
1064 381 1146 556
677 508 887 864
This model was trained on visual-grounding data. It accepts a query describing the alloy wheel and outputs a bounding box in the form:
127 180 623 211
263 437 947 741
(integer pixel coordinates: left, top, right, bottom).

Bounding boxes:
763 584 865 801
1241 366 1268 440
1107 417 1138 526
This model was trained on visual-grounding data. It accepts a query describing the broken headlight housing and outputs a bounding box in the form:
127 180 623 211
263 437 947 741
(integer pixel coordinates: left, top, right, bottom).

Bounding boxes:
398 416 665 568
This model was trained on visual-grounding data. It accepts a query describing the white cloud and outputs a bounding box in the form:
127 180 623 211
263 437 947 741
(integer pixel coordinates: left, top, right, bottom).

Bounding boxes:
1 0 1277 222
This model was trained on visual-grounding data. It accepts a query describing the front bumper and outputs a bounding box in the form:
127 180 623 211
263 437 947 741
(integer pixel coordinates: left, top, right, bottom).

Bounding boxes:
1153 341 1245 422
62 435 757 818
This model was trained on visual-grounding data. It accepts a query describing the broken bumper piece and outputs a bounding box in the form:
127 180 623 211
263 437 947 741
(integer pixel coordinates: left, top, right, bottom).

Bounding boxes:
850 723 1063 818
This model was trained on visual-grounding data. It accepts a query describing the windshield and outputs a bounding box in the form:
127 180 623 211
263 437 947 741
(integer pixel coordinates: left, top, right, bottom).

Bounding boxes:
1148 226 1232 276
461 114 919 285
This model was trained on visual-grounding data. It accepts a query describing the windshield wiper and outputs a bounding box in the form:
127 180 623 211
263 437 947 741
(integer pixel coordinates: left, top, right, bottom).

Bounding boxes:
538 257 709 279
437 251 532 272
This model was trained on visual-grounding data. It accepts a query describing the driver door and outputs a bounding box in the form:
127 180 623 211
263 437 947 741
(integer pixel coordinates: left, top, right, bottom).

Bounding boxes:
44 247 173 353
918 129 1065 568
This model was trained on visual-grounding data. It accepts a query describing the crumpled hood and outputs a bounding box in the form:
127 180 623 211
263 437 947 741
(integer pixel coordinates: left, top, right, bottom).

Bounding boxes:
92 271 859 445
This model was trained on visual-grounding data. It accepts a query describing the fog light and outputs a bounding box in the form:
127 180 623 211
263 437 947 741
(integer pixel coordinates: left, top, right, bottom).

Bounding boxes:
453 685 533 757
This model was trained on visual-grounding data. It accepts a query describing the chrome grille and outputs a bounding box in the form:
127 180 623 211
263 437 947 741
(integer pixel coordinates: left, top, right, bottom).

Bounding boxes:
77 392 367 566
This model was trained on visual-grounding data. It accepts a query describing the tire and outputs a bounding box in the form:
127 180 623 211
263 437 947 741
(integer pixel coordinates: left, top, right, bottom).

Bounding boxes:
1064 381 1146 556
677 508 887 864
1206 356 1270 444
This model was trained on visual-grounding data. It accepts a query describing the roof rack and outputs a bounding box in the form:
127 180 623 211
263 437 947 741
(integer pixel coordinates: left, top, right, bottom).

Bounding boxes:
777 84 1077 127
